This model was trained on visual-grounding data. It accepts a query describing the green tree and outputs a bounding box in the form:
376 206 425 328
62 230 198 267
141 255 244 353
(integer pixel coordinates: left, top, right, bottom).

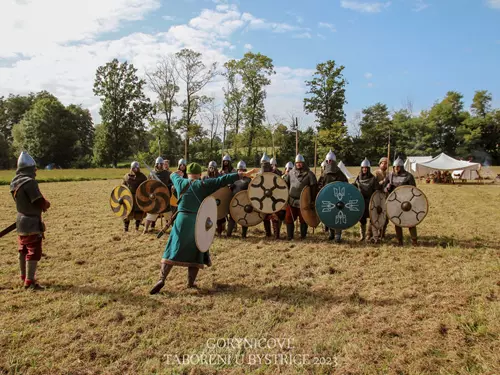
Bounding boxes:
222 60 244 156
471 90 492 118
359 103 392 161
317 122 351 163
303 60 347 130
66 105 94 168
174 49 217 160
93 58 152 167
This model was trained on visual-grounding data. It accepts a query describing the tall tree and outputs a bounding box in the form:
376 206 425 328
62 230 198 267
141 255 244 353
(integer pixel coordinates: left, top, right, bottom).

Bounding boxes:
174 49 217 160
222 60 244 156
93 58 152 167
471 90 492 118
303 60 347 130
66 105 94 167
359 103 392 161
231 52 274 157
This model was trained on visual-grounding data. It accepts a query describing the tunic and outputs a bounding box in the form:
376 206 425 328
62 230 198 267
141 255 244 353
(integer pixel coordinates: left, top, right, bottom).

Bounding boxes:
284 166 318 208
353 170 380 219
162 172 240 268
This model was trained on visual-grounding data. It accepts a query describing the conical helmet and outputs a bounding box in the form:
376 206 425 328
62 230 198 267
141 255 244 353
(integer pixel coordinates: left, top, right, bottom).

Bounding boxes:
178 158 187 166
208 161 217 168
285 161 294 170
260 152 270 163
361 158 371 167
131 161 140 169
155 156 164 165
237 160 247 170
326 149 336 161
393 157 404 167
295 154 305 163
270 157 277 166
222 154 231 162
17 151 36 170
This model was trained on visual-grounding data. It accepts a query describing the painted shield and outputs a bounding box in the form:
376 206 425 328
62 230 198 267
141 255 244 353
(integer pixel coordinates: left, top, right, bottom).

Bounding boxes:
110 185 133 218
170 187 178 207
386 185 429 227
248 172 288 214
195 196 217 253
230 191 266 227
369 191 387 230
136 180 170 214
210 186 232 220
300 185 320 228
315 182 365 230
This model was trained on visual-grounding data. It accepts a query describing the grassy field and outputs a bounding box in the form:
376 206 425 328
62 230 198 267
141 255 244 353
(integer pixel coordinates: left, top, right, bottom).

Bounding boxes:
0 178 499 374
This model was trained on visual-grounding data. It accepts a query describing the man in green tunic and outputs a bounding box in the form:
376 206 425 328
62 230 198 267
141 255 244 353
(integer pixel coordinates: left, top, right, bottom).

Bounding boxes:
150 162 256 294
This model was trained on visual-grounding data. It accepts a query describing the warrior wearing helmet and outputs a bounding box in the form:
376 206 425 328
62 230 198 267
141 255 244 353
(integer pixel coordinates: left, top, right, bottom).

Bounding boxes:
353 158 381 242
369 156 390 241
317 149 348 242
284 162 293 176
177 159 188 179
9 151 50 290
227 160 252 239
258 153 285 239
221 154 236 175
283 153 318 240
270 157 282 177
383 157 418 246
143 156 172 234
123 161 147 231
204 161 220 180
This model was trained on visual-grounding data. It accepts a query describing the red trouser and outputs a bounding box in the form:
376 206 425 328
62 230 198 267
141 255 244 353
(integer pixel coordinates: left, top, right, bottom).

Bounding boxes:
285 206 305 224
18 234 43 261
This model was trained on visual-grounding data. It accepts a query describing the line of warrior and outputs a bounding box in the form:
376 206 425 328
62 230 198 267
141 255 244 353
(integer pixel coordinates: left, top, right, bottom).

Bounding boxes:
8 150 419 292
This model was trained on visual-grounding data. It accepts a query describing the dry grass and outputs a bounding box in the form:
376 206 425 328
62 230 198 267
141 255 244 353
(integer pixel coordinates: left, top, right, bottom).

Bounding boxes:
0 169 127 185
0 179 499 375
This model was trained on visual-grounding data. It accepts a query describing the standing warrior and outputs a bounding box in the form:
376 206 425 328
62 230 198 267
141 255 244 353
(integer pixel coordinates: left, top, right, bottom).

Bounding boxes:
143 157 172 234
203 161 220 180
177 158 188 179
10 152 50 290
317 150 348 242
123 161 147 231
383 157 418 246
353 158 381 242
260 153 284 239
284 162 293 176
150 163 256 294
370 157 389 240
221 154 236 175
283 154 318 240
270 158 283 177
227 160 251 238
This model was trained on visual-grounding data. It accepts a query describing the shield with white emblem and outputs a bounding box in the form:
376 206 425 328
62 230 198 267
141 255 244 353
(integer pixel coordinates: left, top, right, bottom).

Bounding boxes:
315 182 365 230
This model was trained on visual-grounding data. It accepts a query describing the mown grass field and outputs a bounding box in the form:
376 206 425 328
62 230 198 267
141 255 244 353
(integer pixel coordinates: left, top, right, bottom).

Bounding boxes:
0 169 128 186
0 175 499 374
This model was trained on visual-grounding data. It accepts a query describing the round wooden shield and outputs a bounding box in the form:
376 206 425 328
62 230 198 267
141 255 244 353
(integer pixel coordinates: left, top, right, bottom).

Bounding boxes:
195 196 217 253
136 180 170 214
315 182 365 230
369 191 387 230
300 185 320 228
110 185 133 218
230 190 266 227
386 185 429 228
210 186 232 220
248 172 289 214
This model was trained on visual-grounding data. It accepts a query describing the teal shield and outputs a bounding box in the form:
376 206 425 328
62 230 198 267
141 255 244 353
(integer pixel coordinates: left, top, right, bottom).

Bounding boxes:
315 182 365 230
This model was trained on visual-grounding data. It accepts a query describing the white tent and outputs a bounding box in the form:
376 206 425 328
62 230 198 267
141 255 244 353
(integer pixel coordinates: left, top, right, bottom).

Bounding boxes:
337 161 354 179
404 156 433 173
414 153 481 179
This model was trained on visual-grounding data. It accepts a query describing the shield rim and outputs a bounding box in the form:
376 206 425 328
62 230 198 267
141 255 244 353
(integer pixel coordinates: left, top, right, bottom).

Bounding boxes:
195 196 217 253
210 186 233 220
315 181 365 230
369 190 388 230
248 172 289 214
300 185 321 228
110 185 133 218
229 190 266 227
386 185 429 228
135 180 171 214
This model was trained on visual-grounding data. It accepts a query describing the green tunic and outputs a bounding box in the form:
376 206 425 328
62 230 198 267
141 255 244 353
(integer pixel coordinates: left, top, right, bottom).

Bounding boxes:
162 172 239 268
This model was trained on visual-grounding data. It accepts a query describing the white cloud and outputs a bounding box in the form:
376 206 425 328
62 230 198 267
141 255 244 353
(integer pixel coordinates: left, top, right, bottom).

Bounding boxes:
317 33 326 40
412 0 429 12
364 72 373 79
293 32 312 39
0 2 315 129
286 11 304 24
162 15 177 21
244 43 253 50
487 0 500 9
0 0 161 58
318 22 337 32
341 1 392 13
367 82 374 88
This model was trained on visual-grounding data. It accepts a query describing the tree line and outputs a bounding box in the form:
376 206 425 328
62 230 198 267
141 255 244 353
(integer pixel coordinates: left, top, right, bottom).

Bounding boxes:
1 48 498 170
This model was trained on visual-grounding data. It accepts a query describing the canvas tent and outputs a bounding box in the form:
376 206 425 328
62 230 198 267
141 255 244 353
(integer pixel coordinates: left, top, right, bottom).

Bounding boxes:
404 156 433 174
413 153 481 179
337 161 354 179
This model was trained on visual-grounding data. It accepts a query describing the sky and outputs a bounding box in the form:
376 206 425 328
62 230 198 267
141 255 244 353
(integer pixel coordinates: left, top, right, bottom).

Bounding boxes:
1 0 499 134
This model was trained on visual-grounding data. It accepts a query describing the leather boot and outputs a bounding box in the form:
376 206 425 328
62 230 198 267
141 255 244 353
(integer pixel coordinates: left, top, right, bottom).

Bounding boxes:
241 226 248 238
395 226 404 246
187 267 199 288
286 224 294 240
300 223 308 239
264 220 272 237
19 252 26 282
24 260 44 290
149 263 173 294
272 220 280 240
359 224 366 242
328 228 335 241
410 227 418 246
135 220 141 230
226 219 235 237
335 230 342 243
124 219 130 232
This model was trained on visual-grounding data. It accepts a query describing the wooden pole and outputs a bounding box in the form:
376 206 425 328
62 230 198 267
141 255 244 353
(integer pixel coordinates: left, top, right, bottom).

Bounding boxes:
295 117 299 156
387 127 391 165
314 133 318 175
184 134 188 161
158 137 161 157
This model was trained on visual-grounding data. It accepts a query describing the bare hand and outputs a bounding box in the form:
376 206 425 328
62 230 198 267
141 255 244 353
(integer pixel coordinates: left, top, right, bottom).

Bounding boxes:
239 168 258 179
175 170 183 176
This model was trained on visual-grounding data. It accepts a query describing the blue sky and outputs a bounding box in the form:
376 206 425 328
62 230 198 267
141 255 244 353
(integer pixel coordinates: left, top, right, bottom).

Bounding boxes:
1 0 499 132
